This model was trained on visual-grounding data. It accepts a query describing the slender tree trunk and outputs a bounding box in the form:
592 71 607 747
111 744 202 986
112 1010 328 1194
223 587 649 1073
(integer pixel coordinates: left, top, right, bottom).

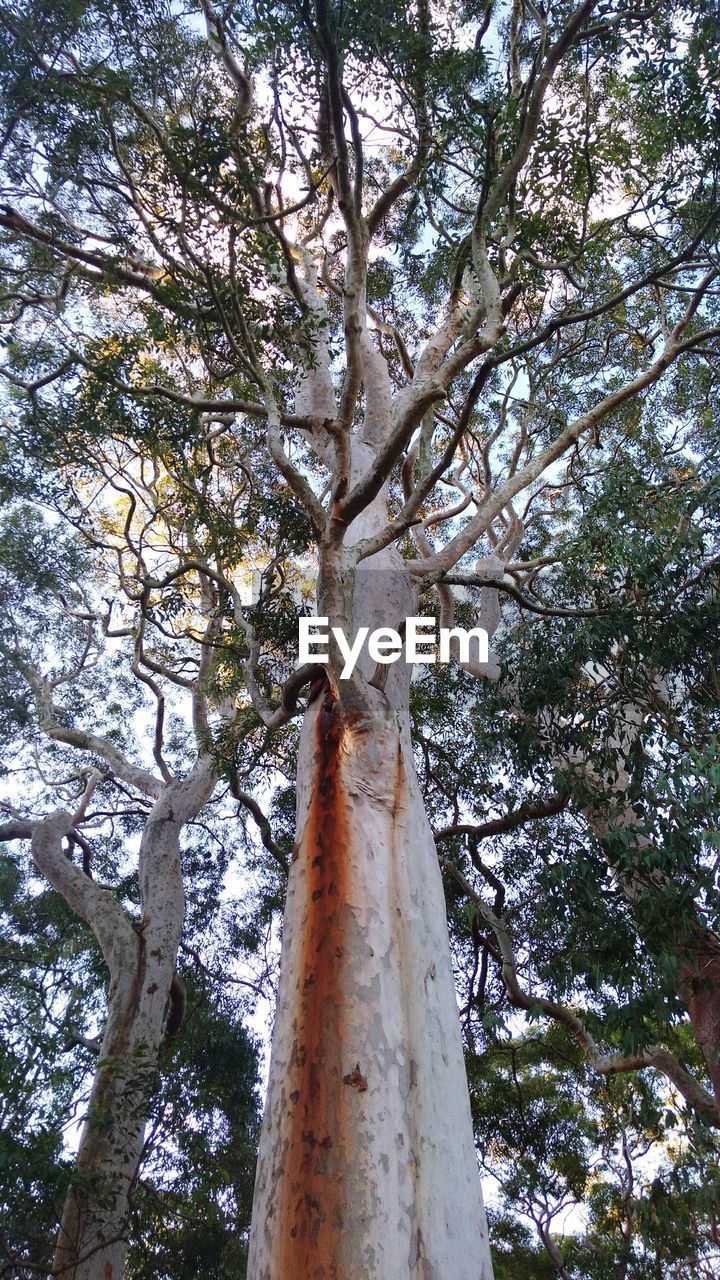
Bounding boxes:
249 437 493 1277
32 763 214 1280
51 929 161 1280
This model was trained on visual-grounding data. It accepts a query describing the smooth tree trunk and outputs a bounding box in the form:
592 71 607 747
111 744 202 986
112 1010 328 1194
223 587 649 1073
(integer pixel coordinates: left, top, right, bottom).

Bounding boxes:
31 761 214 1280
249 438 493 1278
249 694 492 1279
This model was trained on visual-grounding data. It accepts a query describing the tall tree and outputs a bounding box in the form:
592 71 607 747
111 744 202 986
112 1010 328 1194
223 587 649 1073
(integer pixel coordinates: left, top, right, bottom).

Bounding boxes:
1 0 719 1277
0 814 264 1279
0 400 297 1275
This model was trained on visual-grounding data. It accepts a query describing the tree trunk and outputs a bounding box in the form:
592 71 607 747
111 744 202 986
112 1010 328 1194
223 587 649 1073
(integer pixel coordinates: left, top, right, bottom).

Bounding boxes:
249 692 492 1278
51 927 161 1280
679 927 720 1108
594 797 720 1116
32 763 214 1280
249 452 493 1277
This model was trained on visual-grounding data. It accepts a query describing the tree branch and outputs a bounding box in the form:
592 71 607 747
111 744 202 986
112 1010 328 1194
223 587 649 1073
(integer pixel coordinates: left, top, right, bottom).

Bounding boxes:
441 857 720 1126
434 793 567 845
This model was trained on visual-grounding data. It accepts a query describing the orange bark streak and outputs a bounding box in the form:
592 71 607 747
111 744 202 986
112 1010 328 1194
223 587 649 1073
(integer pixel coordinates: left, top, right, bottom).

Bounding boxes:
278 694 354 1279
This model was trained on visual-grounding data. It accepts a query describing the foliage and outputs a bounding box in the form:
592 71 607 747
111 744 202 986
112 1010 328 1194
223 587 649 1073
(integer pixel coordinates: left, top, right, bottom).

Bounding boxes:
0 0 719 1273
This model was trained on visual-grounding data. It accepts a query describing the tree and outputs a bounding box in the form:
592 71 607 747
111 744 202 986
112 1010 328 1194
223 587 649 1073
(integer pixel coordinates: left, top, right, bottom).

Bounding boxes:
470 1029 720 1278
0 445 270 1277
1 0 719 1276
0 830 263 1278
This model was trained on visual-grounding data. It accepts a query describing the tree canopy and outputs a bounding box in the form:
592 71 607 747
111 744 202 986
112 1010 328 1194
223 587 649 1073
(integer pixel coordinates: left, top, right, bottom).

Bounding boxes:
0 0 719 1276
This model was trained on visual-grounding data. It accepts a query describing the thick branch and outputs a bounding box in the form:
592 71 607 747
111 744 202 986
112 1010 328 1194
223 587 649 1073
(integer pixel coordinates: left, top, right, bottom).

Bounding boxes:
434 793 567 845
31 811 137 972
33 678 162 800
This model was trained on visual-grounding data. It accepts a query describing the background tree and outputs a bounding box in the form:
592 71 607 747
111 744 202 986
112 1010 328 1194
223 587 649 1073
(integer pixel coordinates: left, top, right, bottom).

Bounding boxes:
0 830 263 1279
0 481 266 1277
471 1031 720 1278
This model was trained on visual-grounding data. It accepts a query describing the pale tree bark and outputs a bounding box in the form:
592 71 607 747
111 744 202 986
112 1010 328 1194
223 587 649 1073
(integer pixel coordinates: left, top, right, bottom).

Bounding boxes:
249 690 492 1279
246 81 719 1270
22 759 215 1280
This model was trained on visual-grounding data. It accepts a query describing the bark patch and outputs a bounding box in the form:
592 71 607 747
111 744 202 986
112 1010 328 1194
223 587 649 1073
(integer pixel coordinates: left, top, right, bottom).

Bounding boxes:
343 1063 368 1092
